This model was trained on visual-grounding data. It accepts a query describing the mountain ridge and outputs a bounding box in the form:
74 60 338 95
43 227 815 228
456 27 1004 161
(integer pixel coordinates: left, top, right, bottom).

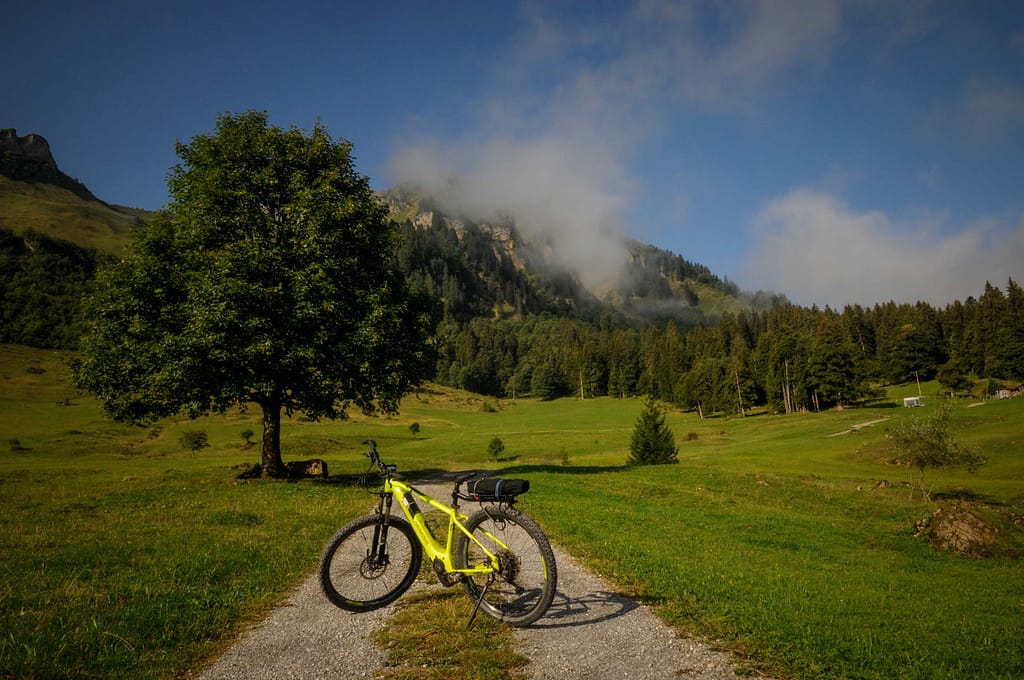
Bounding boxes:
1 129 780 349
1 129 150 254
381 185 784 327
1 128 101 204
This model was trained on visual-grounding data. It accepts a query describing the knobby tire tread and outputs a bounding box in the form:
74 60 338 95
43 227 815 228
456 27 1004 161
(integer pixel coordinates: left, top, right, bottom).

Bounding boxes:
319 513 422 612
456 506 557 627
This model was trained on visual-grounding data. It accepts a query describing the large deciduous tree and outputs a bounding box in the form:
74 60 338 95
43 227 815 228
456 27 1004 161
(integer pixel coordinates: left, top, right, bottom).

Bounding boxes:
74 111 433 477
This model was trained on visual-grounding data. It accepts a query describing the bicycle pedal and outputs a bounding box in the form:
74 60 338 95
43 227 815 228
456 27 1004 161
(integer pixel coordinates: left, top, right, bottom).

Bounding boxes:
432 558 459 587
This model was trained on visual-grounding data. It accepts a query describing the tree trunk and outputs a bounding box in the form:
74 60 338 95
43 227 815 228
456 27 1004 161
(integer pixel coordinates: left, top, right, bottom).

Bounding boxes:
260 397 285 478
734 367 745 417
784 360 793 414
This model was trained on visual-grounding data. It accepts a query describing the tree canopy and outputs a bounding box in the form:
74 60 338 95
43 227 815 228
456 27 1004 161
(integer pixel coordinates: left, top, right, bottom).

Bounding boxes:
73 111 434 476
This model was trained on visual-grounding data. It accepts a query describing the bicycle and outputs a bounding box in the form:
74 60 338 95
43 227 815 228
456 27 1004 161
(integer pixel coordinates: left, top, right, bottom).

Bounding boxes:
318 440 557 627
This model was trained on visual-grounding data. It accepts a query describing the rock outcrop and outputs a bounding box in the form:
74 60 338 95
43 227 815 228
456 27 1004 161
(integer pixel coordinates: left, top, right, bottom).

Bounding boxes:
0 128 100 202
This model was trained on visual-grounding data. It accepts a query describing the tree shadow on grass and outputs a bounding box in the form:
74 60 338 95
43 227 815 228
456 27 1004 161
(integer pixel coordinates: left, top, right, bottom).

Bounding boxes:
932 488 1004 505
316 468 454 487
317 464 633 488
493 463 632 476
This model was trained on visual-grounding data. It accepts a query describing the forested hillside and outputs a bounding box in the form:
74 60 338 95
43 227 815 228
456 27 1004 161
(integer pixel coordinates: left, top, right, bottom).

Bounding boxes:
384 187 782 325
381 188 1022 408
2 156 1021 410
0 228 101 348
412 280 1024 410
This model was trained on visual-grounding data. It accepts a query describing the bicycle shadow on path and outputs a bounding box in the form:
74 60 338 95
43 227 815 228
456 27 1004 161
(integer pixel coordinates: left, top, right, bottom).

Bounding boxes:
529 589 639 629
514 545 751 680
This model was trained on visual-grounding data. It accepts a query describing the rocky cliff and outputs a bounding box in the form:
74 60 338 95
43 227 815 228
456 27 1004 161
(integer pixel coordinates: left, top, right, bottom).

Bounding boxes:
1 128 100 202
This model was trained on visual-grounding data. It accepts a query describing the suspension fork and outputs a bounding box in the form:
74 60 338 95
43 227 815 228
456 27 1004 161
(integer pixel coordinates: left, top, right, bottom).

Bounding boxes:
371 490 395 565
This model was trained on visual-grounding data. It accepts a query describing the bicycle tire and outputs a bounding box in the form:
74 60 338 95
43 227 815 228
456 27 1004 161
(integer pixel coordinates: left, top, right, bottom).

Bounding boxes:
455 506 557 626
319 513 422 612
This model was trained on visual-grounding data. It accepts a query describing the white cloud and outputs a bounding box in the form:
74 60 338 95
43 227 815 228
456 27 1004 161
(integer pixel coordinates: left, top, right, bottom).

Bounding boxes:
742 189 1024 307
389 135 632 285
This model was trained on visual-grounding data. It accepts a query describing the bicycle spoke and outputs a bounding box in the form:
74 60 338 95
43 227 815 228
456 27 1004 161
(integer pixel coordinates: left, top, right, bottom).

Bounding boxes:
457 507 557 626
319 515 422 612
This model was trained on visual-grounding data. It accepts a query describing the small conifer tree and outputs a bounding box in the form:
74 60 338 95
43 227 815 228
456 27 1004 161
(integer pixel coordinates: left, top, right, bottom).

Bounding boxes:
629 398 679 465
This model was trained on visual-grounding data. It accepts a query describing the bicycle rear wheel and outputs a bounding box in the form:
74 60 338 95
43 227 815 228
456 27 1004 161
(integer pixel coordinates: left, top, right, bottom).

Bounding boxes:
455 506 557 626
319 514 422 612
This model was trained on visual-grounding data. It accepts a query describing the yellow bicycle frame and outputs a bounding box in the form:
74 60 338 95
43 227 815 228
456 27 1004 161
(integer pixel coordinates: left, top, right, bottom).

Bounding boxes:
383 477 507 578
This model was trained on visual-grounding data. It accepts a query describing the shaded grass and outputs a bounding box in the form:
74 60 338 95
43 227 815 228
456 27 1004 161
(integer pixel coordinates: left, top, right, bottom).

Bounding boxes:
0 466 370 679
373 588 527 680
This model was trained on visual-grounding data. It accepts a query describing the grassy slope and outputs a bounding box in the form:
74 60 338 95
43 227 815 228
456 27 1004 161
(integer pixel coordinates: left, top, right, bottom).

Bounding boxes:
1 345 1021 679
0 176 144 254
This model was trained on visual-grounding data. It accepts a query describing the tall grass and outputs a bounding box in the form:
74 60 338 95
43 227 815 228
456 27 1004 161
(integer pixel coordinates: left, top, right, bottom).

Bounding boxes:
1 344 1022 678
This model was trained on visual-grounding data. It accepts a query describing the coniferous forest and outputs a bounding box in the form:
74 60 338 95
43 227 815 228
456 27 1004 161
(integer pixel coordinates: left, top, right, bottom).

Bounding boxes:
387 205 1024 413
2 202 1022 416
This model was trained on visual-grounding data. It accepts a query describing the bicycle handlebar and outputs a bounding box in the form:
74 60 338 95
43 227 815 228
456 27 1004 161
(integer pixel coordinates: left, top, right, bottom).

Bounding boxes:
362 439 393 474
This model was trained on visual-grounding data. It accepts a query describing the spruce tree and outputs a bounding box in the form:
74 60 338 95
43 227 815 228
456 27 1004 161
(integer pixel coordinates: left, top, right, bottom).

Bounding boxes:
628 398 679 465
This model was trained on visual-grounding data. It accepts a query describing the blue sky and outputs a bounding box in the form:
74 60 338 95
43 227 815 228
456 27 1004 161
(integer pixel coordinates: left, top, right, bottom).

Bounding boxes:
4 0 1022 308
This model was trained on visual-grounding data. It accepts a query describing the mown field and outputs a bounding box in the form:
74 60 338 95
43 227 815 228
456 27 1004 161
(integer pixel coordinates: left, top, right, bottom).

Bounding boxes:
1 343 1022 679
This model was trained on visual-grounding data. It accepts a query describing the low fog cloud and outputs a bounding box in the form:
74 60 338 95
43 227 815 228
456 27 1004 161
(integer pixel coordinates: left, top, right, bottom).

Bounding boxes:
386 0 850 287
742 189 1024 307
389 135 631 286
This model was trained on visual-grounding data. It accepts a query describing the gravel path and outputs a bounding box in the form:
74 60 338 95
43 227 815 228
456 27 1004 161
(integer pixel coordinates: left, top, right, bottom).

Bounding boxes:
514 546 751 679
192 484 757 679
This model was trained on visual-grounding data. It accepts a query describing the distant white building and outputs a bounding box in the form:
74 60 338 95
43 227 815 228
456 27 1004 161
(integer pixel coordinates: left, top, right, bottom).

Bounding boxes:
903 396 922 408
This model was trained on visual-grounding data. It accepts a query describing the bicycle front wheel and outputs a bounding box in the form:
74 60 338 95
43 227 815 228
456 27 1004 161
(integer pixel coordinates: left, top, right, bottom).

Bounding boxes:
455 506 557 626
319 514 422 612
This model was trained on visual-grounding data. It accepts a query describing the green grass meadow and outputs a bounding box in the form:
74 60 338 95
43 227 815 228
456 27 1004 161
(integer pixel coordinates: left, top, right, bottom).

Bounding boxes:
0 176 141 254
1 343 1022 679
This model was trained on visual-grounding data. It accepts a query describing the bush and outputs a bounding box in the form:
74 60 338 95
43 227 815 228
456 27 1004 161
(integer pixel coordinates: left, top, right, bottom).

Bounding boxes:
628 398 678 465
180 430 210 454
887 404 985 500
487 437 505 460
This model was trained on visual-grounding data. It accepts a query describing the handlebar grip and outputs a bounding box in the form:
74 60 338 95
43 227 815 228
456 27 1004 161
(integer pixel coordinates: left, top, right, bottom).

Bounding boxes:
362 439 387 472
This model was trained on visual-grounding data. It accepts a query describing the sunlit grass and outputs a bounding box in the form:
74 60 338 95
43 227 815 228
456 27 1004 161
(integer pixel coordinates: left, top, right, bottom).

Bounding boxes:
1 344 1022 679
0 176 139 254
